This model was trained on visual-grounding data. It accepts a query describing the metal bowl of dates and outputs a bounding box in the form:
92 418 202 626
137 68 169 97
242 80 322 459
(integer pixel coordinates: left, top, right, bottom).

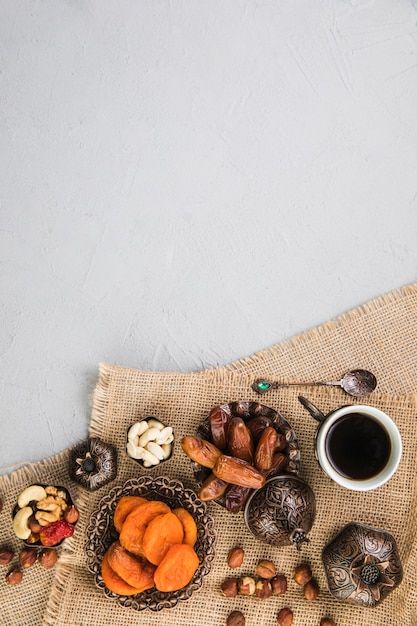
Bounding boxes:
192 401 300 513
85 475 216 611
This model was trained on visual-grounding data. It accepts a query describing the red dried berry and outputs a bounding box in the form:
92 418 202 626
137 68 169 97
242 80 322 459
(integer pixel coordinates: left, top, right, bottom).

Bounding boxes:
39 520 75 546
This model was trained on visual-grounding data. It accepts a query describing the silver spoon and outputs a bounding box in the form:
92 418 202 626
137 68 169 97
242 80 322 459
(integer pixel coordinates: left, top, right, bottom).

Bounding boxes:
252 369 377 398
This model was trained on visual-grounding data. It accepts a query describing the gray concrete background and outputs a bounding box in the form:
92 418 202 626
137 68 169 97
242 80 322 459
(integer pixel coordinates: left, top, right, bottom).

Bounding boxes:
1 1 417 473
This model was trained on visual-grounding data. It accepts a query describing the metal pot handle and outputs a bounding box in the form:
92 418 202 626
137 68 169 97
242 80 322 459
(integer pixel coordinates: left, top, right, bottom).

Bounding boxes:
298 395 326 423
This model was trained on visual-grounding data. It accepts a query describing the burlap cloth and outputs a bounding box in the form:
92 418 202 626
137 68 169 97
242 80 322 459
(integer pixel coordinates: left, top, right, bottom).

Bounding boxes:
1 283 417 626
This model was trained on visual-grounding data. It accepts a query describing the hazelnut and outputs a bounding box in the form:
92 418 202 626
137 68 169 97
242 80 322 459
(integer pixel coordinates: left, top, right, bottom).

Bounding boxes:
6 568 23 585
221 577 238 597
226 610 245 626
19 548 38 569
293 563 312 586
64 506 79 525
29 515 43 534
255 559 277 579
0 548 14 566
39 549 58 569
304 578 319 601
227 546 244 569
271 573 288 595
255 579 272 598
320 619 336 626
239 576 256 596
277 607 293 626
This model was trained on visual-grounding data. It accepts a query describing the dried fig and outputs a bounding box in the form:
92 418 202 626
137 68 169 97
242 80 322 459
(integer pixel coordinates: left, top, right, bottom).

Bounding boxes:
255 426 278 471
181 436 221 469
213 455 265 489
209 405 231 449
198 474 228 501
224 484 251 513
227 418 254 463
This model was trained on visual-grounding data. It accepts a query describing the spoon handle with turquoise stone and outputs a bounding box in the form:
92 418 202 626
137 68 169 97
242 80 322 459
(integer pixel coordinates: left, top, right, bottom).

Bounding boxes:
252 378 341 395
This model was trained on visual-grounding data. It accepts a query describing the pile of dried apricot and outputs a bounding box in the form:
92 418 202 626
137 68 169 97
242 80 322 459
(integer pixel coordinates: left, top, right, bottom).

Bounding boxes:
101 495 200 595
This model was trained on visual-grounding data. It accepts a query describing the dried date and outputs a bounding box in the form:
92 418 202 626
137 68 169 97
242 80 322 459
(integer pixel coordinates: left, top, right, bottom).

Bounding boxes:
181 436 222 469
198 474 228 501
255 426 278 471
213 455 265 489
224 484 251 513
227 418 254 463
246 416 275 442
209 405 232 449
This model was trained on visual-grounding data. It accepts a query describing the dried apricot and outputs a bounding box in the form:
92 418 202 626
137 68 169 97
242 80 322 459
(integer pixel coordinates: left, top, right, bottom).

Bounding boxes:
101 552 143 596
113 496 147 533
154 544 199 592
142 512 184 565
107 541 155 592
172 508 198 546
119 500 169 556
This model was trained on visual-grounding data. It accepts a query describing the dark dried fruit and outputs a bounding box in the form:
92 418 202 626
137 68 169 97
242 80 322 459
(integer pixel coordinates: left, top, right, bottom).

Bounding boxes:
181 436 222 469
224 484 251 513
255 579 272 598
6 568 23 585
227 610 245 626
221 577 238 597
39 548 58 569
209 405 231 449
277 607 293 626
255 426 278 471
255 559 276 579
268 452 287 475
271 574 287 595
227 547 244 568
227 418 254 463
304 578 319 601
69 437 117 492
29 515 43 534
275 432 287 451
198 474 228 501
246 416 275 441
213 455 265 489
40 520 75 547
19 548 37 568
293 563 312 585
230 401 251 418
0 548 14 566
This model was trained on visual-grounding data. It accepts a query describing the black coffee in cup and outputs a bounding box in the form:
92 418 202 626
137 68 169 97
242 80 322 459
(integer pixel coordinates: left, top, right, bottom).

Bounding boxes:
325 413 391 480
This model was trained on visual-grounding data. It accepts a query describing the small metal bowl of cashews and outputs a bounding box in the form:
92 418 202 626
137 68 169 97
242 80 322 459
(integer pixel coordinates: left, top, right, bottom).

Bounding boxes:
126 417 174 468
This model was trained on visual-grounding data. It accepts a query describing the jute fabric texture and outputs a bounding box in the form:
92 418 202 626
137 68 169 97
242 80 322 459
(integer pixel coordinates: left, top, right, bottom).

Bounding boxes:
0 283 417 626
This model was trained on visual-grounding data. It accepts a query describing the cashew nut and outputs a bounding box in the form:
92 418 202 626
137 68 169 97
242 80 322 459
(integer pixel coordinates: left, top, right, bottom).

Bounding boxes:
13 506 32 539
141 449 160 466
128 421 149 443
161 443 172 459
146 419 164 431
156 427 173 445
138 427 161 448
126 442 146 460
18 485 47 508
146 442 165 461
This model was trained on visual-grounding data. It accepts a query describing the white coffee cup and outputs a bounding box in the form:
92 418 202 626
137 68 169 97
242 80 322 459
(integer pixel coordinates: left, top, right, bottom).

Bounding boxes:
299 397 402 491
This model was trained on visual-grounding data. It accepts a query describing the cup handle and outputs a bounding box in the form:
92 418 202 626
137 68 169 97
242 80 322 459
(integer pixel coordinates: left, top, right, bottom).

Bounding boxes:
298 395 327 423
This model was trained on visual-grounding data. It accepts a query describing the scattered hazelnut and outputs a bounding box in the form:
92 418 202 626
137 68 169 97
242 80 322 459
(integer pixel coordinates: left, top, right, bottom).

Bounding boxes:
0 548 14 566
19 548 38 569
255 579 272 598
221 577 238 597
227 546 244 569
277 607 293 626
293 563 312 586
304 578 319 601
239 576 256 596
29 516 43 534
39 549 58 569
226 610 245 626
271 573 288 595
255 559 277 579
320 619 336 626
6 568 23 585
64 506 80 525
